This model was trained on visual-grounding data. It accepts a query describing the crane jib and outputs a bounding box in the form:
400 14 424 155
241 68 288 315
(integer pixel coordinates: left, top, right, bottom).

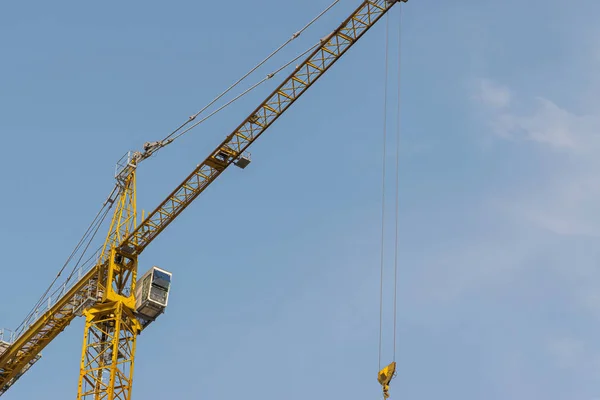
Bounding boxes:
120 0 404 256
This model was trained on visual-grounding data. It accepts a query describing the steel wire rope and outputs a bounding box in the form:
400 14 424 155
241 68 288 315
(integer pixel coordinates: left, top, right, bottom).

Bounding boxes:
392 5 403 362
166 41 322 143
156 0 340 147
15 204 107 324
10 9 324 336
14 195 114 336
63 204 112 284
15 217 109 336
378 11 391 372
9 2 339 337
15 238 107 337
65 245 103 285
21 241 104 335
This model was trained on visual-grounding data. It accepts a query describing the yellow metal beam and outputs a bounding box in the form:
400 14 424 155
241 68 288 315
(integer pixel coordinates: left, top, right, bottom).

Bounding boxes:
77 300 140 400
122 0 403 255
77 168 139 400
0 265 99 388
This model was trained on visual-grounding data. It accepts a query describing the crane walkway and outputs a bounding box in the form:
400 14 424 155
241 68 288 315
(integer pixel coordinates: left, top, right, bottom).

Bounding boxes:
0 330 42 396
0 264 99 393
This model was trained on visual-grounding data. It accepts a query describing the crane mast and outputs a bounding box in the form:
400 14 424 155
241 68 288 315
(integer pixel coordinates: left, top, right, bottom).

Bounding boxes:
77 162 140 400
0 0 408 398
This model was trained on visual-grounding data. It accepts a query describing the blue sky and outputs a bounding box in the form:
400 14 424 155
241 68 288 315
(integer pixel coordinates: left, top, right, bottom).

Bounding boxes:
1 0 599 399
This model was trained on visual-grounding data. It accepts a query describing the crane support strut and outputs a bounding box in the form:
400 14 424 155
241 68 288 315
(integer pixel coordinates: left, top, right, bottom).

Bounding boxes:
78 171 140 400
78 300 140 400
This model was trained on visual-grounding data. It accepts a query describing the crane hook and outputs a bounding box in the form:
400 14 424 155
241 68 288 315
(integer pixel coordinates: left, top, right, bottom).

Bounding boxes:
377 361 396 399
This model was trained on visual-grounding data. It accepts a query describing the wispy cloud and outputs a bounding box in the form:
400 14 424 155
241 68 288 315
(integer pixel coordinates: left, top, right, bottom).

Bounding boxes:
472 77 600 237
475 78 600 152
474 78 512 110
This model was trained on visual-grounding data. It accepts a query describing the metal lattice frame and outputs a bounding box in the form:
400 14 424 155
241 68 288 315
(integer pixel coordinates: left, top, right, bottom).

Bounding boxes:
0 270 99 391
77 172 141 400
100 164 138 265
123 0 401 254
0 0 406 394
78 301 139 400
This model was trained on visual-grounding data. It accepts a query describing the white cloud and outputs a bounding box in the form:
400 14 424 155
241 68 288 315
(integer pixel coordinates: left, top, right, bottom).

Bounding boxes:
502 97 599 152
474 78 512 109
473 78 600 237
475 79 600 152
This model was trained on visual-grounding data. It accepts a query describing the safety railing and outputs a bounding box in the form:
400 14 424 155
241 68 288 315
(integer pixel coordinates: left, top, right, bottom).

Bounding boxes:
12 259 99 341
0 329 16 345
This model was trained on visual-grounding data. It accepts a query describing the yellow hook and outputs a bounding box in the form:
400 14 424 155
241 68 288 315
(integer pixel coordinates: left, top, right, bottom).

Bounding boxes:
377 361 396 399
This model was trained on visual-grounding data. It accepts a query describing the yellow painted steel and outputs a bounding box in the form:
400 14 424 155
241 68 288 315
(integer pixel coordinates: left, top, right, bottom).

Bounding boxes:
121 0 405 255
0 0 408 396
378 361 396 398
100 167 137 265
77 168 140 400
78 300 140 400
0 266 99 390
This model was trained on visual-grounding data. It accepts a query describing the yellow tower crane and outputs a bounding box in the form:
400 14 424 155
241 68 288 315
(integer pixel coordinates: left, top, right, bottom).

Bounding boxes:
0 0 409 398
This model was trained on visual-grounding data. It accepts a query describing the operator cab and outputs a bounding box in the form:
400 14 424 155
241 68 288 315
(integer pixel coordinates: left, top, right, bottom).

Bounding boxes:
134 267 172 330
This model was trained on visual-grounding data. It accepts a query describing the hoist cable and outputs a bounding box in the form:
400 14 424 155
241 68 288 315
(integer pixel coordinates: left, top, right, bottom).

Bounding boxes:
64 204 112 283
15 203 107 326
159 0 340 145
392 6 403 362
11 1 340 337
15 194 114 335
168 41 322 143
11 25 318 330
378 11 391 372
379 5 403 371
